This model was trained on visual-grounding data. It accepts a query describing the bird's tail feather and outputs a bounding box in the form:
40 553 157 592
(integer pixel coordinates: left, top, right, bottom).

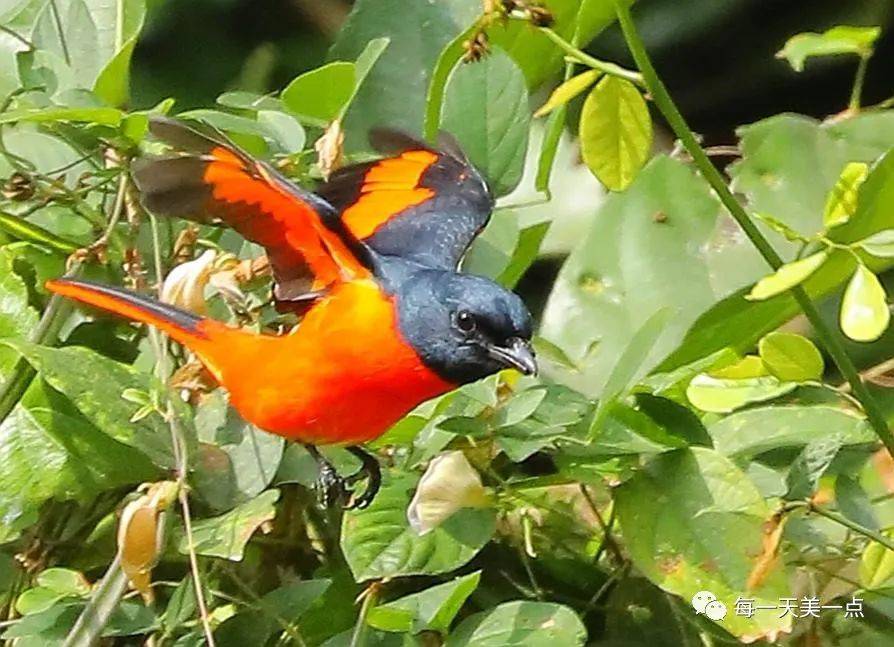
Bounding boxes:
46 278 214 350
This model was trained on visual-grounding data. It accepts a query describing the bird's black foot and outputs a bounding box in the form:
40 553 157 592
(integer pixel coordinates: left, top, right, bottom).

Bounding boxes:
305 445 348 508
344 446 382 510
304 445 382 509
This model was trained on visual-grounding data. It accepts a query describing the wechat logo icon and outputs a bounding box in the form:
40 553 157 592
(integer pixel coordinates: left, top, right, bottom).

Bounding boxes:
692 591 727 621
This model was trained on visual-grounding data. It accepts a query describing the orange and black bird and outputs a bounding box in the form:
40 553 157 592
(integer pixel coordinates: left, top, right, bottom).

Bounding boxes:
46 118 536 508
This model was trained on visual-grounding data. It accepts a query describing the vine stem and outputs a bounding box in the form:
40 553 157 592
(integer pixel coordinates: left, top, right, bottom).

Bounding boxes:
146 212 216 647
538 27 644 88
849 55 869 112
349 583 380 647
612 2 894 458
800 502 894 552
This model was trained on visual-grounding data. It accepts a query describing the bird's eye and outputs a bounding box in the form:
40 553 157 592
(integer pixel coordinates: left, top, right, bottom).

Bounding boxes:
455 310 477 334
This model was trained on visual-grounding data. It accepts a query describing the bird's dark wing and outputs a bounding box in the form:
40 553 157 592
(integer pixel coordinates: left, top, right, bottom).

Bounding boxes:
317 130 494 271
133 117 369 307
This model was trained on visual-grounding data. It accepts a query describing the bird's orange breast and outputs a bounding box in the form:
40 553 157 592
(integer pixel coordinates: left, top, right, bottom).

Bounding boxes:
197 280 453 446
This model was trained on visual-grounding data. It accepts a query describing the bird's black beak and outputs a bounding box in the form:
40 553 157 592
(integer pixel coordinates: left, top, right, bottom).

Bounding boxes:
487 337 537 376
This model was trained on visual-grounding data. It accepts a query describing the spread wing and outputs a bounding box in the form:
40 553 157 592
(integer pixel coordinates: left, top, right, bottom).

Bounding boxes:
133 117 369 307
318 130 494 271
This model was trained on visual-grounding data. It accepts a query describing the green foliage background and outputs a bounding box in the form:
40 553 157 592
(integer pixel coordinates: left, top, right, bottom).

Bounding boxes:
1 1 894 645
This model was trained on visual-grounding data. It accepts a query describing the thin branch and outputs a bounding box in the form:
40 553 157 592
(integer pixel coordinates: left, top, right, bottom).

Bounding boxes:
612 1 894 458
145 211 216 647
539 27 644 88
807 502 894 552
349 583 380 647
849 55 870 112
579 485 624 565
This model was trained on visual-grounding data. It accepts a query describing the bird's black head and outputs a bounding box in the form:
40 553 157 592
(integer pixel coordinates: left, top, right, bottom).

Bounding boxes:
394 270 536 385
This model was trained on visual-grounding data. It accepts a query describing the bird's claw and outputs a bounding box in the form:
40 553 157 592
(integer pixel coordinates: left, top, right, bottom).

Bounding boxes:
306 444 382 510
316 462 348 508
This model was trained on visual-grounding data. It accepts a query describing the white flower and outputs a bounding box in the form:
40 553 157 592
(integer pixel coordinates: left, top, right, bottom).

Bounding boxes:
407 451 491 535
160 250 217 314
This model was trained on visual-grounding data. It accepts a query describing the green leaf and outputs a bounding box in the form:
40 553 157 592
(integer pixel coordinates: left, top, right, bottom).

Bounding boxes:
445 601 586 646
440 48 530 196
746 251 828 301
7 341 181 467
784 436 842 500
832 149 894 246
708 405 874 459
686 374 796 414
599 306 673 409
341 471 495 581
758 331 824 382
840 265 890 342
30 0 147 96
634 393 713 447
179 489 279 561
580 75 652 191
0 212 80 254
859 229 894 258
835 475 879 532
777 26 880 72
37 568 90 597
215 579 330 646
281 61 356 124
541 156 726 397
162 577 196 633
591 400 687 455
823 162 869 228
192 394 284 510
16 587 68 616
534 70 600 118
330 0 474 146
0 106 123 125
0 380 157 543
93 0 147 106
257 110 305 153
861 533 894 590
0 247 38 380
368 571 480 634
615 448 792 640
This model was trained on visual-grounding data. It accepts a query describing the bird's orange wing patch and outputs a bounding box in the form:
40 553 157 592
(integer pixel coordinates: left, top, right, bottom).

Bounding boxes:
134 118 368 303
337 150 438 240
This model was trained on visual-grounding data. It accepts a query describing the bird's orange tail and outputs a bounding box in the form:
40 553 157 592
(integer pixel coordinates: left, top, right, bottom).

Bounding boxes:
45 278 235 378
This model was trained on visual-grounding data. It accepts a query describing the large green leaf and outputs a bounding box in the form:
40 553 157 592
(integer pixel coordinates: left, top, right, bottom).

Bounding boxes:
540 156 729 396
445 601 587 646
615 447 792 641
659 113 894 370
193 391 284 511
30 0 146 97
440 49 529 196
329 0 476 146
707 405 875 459
0 380 157 542
93 0 147 106
341 471 495 581
7 341 181 467
367 571 480 634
